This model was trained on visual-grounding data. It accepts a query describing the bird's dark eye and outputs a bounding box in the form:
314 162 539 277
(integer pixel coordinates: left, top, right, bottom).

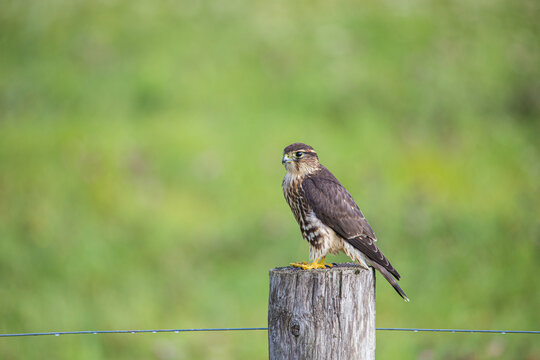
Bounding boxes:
295 151 303 158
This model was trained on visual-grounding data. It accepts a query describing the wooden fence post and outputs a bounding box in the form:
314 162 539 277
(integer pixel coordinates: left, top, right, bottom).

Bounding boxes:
268 263 376 360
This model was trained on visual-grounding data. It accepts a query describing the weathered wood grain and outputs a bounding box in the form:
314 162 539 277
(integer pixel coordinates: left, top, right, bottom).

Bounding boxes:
268 264 376 360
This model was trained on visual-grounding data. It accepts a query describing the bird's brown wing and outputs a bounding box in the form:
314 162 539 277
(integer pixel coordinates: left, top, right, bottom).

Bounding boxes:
302 168 400 280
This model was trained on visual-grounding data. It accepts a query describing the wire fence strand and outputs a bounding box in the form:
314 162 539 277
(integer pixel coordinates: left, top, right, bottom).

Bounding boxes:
1 327 538 338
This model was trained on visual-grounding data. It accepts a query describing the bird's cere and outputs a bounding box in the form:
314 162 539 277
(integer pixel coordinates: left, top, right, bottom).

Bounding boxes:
282 154 292 164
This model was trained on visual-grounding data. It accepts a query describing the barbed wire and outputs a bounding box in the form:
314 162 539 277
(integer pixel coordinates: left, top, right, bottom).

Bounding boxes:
376 328 539 334
0 327 267 338
1 327 538 338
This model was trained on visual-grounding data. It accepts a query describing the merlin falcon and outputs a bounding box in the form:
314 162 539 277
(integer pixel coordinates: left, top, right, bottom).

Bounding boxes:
282 143 409 301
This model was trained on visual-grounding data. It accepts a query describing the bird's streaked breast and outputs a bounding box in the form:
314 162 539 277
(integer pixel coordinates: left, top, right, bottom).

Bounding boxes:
283 173 325 250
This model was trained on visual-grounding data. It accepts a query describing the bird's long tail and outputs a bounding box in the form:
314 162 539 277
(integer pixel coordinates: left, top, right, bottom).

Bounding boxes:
370 261 409 302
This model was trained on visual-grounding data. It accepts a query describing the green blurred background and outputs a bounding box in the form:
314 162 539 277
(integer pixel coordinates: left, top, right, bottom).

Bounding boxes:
1 0 539 359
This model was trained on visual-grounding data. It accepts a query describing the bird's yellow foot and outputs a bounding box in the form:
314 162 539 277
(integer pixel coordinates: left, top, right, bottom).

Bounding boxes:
290 257 333 270
317 256 334 268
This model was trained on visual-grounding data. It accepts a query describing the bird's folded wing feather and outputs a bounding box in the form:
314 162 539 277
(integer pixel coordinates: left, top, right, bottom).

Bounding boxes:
302 172 400 280
302 172 375 240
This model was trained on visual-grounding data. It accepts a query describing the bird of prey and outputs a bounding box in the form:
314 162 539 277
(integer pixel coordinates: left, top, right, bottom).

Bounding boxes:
282 143 409 301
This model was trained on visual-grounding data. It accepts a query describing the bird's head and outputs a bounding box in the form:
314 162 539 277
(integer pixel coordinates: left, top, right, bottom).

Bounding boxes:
282 143 320 175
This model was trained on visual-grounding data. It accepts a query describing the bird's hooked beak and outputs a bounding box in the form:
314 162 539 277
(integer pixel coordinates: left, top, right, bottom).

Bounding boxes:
282 154 292 165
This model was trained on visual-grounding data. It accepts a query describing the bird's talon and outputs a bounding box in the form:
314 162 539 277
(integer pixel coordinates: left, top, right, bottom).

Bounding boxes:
290 258 332 270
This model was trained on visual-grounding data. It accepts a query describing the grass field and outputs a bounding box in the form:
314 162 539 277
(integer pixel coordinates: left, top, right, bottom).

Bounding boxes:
1 0 539 359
